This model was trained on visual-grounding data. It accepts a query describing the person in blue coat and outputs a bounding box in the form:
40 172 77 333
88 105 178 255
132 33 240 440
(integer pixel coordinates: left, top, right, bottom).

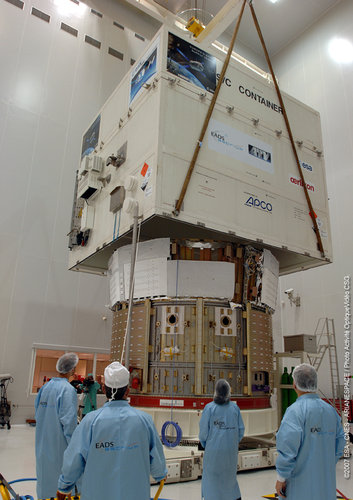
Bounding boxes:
199 379 245 500
57 361 167 500
35 352 79 499
276 363 345 499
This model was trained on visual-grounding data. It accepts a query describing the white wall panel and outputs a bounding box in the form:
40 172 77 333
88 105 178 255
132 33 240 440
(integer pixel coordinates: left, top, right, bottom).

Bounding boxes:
41 261 79 342
42 31 80 124
0 234 20 340
0 105 39 235
127 28 148 62
0 2 27 99
20 118 67 260
72 273 112 348
100 20 129 102
8 255 51 341
12 18 52 115
0 100 8 143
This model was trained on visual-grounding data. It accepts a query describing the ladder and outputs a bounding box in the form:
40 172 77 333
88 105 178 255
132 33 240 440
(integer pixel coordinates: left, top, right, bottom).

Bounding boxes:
307 318 342 416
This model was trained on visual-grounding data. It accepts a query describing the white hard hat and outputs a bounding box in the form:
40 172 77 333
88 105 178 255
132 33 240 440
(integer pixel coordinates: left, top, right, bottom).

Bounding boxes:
104 362 130 389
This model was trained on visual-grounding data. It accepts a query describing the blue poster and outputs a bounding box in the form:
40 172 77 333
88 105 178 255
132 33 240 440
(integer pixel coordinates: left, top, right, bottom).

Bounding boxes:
167 32 217 93
130 41 158 103
81 115 100 160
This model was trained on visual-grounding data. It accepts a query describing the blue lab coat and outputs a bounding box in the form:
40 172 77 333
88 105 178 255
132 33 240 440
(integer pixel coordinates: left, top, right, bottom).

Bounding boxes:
199 401 245 500
57 400 167 500
276 393 345 500
35 377 78 499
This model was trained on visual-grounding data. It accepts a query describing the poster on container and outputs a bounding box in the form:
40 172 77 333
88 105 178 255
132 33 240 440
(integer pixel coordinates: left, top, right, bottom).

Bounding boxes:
130 36 160 103
208 118 274 175
81 115 101 160
167 32 217 93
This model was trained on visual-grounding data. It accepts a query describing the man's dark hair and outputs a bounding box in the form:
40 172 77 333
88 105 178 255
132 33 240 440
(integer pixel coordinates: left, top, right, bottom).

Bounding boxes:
105 385 128 400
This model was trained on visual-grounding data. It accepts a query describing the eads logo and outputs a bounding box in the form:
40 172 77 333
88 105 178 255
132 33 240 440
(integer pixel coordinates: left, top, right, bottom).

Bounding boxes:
211 130 226 143
96 441 114 449
290 175 315 192
245 196 273 213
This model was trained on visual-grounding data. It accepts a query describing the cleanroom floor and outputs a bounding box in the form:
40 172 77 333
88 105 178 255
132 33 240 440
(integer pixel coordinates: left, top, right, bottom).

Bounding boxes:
0 425 351 500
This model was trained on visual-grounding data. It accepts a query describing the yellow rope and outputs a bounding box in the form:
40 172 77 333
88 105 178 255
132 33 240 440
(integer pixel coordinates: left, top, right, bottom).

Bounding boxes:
153 479 165 500
0 485 11 500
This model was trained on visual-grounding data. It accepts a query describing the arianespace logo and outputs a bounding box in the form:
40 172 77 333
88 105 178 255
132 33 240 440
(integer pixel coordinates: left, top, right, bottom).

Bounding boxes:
245 196 273 213
210 130 243 151
248 144 271 163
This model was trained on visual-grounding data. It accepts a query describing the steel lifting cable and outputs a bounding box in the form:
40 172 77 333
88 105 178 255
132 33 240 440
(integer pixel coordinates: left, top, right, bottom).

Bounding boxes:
248 1 325 258
173 0 247 216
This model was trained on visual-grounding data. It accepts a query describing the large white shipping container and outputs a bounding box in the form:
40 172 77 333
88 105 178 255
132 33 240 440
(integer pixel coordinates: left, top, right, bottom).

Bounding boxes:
69 26 332 275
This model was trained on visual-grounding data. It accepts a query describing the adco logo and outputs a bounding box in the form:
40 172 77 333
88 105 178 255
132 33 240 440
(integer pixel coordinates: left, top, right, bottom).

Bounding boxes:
245 196 273 213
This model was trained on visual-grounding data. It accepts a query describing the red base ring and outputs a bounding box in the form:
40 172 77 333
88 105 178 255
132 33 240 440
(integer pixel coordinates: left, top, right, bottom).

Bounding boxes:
129 394 271 410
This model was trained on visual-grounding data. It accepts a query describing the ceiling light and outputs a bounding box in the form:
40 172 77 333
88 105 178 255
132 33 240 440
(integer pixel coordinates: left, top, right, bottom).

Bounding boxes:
211 41 270 80
268 0 279 3
328 38 353 63
54 0 87 18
